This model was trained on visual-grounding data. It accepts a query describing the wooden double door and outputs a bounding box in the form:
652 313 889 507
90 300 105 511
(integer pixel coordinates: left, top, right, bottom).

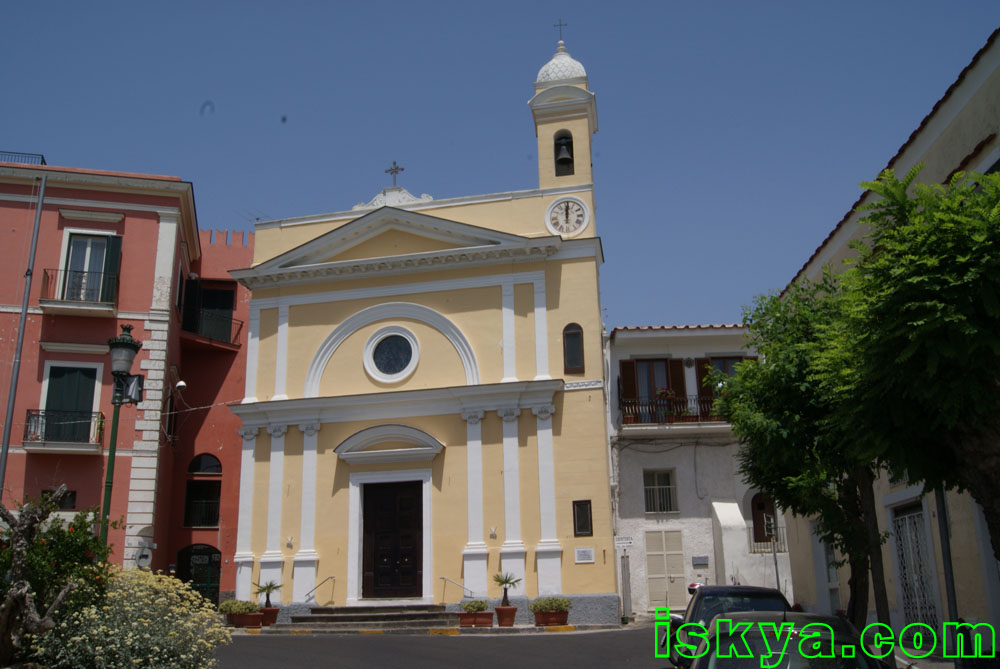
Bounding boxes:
362 481 422 599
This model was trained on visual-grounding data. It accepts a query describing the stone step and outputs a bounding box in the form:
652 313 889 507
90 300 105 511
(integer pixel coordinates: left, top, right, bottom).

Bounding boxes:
267 618 458 632
292 611 459 624
309 604 446 615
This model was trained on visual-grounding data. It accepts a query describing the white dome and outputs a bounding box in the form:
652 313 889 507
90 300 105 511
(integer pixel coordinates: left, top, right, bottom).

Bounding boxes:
535 41 587 83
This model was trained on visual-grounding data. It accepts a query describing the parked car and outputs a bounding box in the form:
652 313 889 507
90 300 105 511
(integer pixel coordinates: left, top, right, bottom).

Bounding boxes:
661 585 790 668
687 611 889 669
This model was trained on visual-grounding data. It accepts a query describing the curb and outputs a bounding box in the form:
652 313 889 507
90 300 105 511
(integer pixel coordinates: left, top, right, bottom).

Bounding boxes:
231 623 622 636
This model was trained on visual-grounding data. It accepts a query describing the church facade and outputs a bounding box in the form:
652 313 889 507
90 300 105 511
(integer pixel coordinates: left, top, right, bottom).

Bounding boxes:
228 42 619 619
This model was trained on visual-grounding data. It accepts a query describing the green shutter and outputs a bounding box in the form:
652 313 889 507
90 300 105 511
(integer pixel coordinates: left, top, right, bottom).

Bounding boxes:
100 236 121 303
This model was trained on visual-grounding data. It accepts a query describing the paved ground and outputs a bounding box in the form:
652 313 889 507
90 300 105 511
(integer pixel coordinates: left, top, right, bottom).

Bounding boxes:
216 624 669 669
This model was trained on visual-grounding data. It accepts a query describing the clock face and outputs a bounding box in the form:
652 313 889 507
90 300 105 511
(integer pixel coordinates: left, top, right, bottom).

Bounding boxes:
547 198 588 236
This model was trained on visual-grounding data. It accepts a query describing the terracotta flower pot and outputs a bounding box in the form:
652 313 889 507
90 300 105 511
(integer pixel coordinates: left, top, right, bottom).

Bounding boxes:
495 606 517 627
227 612 263 628
533 610 568 626
458 611 477 628
474 611 494 627
260 607 279 626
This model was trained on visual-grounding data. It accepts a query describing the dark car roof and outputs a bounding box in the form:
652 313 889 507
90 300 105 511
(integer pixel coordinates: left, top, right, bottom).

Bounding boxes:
694 585 786 596
707 611 858 638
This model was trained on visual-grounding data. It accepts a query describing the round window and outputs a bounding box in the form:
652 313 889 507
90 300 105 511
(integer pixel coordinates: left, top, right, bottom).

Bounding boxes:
363 326 420 383
373 335 412 375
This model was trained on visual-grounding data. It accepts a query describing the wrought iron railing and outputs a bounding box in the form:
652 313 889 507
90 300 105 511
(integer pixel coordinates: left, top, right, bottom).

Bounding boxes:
182 309 243 345
0 151 46 165
644 485 677 513
40 269 119 305
24 410 104 444
747 526 787 553
184 499 220 528
620 395 723 425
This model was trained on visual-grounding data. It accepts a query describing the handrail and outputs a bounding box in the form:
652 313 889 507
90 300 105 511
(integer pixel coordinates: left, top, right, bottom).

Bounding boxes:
304 575 334 601
439 576 473 597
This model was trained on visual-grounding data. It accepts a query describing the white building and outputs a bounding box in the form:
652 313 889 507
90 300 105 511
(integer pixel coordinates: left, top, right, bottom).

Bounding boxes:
607 325 794 615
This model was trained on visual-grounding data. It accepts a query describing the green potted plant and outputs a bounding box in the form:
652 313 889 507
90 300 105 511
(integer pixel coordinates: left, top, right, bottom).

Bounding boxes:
529 596 572 626
253 580 282 626
458 599 493 628
218 599 263 628
492 572 522 627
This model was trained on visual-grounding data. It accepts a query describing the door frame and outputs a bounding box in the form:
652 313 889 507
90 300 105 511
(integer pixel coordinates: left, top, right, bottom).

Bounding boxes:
884 485 942 634
40 360 103 416
347 469 432 605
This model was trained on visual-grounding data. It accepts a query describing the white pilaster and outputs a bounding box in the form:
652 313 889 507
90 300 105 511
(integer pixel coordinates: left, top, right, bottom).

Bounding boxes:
461 410 488 597
243 306 260 403
533 404 563 595
152 212 179 313
272 304 289 400
501 282 517 382
498 408 526 587
234 426 258 600
292 422 320 602
259 423 287 604
533 279 550 380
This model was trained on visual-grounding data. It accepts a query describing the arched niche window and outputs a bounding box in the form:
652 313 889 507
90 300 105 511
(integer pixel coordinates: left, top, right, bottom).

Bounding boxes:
751 492 777 543
185 454 221 527
554 130 575 177
563 323 584 374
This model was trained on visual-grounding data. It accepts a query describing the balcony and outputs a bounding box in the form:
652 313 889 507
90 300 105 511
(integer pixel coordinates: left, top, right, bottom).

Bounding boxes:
620 395 723 425
748 526 788 554
183 498 221 528
38 269 118 317
23 410 104 454
180 309 243 349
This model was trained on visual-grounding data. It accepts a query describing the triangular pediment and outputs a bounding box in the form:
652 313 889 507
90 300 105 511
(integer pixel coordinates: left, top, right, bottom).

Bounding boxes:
257 207 535 271
232 207 563 288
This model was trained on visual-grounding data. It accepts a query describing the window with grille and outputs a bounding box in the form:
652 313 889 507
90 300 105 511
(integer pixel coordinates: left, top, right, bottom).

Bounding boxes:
644 470 676 513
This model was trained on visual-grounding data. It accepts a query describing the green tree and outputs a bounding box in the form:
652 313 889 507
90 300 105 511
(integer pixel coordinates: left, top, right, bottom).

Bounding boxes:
849 166 1000 560
0 485 112 665
715 275 889 629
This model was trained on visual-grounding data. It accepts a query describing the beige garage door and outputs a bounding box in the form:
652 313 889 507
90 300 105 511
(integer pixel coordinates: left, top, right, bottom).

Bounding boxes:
646 530 686 612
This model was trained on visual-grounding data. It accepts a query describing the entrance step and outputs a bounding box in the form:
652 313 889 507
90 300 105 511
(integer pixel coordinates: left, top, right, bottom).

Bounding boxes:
263 604 459 634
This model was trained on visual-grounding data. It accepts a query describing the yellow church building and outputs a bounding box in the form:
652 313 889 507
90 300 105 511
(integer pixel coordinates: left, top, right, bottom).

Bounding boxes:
229 41 618 621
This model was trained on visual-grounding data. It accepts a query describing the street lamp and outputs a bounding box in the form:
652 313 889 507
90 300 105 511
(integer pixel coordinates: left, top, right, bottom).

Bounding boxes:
99 324 142 546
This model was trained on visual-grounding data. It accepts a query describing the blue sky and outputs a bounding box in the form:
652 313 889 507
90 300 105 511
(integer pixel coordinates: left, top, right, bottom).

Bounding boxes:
3 2 999 327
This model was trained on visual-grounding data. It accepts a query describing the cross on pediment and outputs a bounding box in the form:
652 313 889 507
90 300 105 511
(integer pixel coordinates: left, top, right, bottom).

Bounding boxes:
385 161 404 187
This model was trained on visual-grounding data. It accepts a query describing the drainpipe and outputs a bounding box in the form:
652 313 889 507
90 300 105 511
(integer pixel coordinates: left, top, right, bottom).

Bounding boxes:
935 487 962 669
0 175 47 495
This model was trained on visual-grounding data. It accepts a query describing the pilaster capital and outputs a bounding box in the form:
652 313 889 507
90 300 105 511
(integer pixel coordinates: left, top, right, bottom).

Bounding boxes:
498 407 519 423
461 410 485 425
267 423 288 438
298 422 321 437
237 426 259 441
532 404 556 421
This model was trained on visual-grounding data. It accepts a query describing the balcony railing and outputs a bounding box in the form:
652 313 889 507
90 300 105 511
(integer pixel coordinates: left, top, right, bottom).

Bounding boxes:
182 310 243 346
40 269 119 305
620 395 723 425
0 151 46 165
748 526 787 553
184 499 220 528
24 410 104 445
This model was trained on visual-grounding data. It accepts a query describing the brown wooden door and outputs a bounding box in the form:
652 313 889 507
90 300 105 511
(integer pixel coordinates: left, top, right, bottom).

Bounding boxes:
362 481 422 598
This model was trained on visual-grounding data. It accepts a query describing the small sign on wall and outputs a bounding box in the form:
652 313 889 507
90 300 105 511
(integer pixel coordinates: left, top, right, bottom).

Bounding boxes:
575 547 595 564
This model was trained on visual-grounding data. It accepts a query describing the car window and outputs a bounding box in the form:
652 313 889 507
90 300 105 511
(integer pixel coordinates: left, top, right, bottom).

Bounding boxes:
695 594 787 626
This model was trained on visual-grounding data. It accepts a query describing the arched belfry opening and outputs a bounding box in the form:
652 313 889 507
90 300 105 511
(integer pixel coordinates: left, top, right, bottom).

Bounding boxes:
554 130 575 176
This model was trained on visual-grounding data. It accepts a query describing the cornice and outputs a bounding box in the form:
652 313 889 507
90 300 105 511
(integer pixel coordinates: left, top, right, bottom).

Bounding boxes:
232 241 561 290
230 379 564 427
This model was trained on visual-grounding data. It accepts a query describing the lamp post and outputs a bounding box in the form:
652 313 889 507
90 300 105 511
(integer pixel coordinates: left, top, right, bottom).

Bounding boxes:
99 324 142 547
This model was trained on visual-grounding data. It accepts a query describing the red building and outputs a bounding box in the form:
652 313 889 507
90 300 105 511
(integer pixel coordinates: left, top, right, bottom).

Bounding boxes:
0 153 252 603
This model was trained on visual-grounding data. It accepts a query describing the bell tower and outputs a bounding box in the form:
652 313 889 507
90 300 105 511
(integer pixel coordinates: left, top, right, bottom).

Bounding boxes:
529 41 598 190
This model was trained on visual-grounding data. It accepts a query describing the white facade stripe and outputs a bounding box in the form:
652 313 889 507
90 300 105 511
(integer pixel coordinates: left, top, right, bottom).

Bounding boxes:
501 282 516 382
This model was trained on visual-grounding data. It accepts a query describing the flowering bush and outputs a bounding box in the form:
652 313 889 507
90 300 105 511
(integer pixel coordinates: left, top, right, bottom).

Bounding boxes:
217 599 259 615
31 567 231 668
460 599 488 613
528 596 572 612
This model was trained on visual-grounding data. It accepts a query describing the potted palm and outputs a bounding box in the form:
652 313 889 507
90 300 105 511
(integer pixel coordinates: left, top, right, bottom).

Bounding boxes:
218 599 263 627
529 596 572 626
254 580 281 626
492 572 522 627
458 600 493 627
